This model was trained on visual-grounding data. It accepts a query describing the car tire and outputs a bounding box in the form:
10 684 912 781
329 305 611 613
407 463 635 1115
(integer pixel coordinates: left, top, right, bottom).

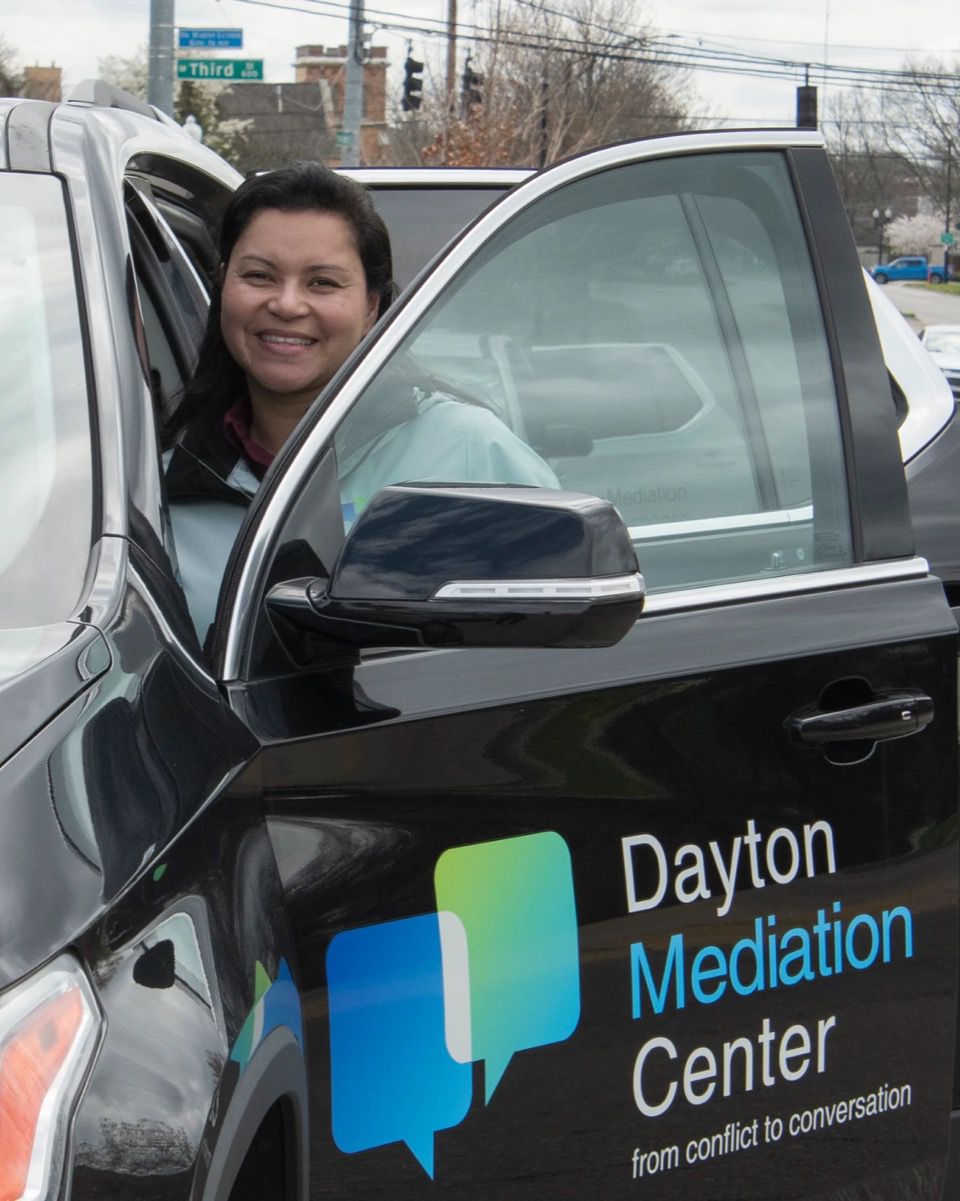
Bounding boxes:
929 274 943 284
874 272 889 284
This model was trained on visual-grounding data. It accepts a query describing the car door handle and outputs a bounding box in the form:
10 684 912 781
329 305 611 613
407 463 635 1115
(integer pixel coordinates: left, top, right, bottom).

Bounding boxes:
787 691 934 746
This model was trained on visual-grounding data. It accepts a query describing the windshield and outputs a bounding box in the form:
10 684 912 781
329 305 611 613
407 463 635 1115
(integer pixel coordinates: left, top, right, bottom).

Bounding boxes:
0 174 92 629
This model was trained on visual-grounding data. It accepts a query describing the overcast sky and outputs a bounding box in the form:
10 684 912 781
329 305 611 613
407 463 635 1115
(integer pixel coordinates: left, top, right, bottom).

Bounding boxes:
3 0 957 125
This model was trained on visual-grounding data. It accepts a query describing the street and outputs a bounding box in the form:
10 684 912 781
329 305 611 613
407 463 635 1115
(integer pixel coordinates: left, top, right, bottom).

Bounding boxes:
882 280 960 331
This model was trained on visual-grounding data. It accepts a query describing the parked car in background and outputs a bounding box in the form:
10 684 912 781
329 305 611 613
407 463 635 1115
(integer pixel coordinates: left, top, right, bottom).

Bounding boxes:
919 324 960 400
3 86 960 1201
871 254 952 284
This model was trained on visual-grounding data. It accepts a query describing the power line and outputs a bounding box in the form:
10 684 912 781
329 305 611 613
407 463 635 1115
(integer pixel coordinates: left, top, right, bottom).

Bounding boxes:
228 0 960 99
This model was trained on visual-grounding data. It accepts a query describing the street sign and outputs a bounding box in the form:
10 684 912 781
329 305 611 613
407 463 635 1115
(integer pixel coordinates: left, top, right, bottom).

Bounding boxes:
178 28 243 49
176 59 263 82
336 130 353 146
940 231 955 245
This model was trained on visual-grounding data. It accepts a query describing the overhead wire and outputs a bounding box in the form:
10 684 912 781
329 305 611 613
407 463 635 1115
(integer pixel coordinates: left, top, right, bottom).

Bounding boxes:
227 0 960 99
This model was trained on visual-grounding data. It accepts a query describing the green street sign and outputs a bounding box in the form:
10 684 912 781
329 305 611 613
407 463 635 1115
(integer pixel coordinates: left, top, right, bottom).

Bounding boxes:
941 231 955 245
176 58 263 81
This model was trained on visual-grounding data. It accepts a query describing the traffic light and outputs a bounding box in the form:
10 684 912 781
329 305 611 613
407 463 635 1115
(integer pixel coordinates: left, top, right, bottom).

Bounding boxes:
403 54 424 112
796 85 818 130
461 56 482 114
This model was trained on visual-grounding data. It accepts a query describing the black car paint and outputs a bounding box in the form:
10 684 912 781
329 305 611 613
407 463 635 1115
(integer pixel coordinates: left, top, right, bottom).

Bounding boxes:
259 578 957 1199
2 96 958 1201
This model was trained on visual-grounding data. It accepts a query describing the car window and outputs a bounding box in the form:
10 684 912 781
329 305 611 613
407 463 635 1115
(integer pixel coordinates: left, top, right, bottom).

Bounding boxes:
0 174 93 628
332 152 852 592
125 184 210 423
364 186 517 288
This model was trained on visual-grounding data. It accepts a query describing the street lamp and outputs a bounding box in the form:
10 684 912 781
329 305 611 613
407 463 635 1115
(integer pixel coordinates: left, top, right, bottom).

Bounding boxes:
181 114 203 143
872 206 893 267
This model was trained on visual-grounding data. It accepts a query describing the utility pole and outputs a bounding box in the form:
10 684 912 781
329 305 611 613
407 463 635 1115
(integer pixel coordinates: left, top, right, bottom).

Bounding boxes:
341 0 365 167
944 141 953 281
148 0 175 115
446 0 457 114
538 66 548 168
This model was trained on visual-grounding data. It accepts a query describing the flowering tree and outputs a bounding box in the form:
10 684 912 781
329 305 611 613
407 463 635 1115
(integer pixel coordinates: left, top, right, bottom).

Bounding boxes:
886 212 947 259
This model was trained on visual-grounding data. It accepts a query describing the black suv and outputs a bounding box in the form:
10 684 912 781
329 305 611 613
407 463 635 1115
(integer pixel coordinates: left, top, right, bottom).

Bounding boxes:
1 86 957 1201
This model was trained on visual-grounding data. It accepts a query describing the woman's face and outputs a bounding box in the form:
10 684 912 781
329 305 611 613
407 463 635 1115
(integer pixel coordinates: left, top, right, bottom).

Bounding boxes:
220 207 379 414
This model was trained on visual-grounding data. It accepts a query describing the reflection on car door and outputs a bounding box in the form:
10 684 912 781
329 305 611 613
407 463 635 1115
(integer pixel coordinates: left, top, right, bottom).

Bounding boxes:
215 133 958 1200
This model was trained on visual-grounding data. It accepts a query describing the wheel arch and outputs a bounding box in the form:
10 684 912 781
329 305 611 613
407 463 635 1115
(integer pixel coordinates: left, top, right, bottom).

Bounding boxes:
201 1026 308 1201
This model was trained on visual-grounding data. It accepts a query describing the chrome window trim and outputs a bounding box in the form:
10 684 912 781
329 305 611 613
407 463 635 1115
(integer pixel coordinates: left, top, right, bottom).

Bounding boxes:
221 130 828 680
629 505 813 540
641 557 930 616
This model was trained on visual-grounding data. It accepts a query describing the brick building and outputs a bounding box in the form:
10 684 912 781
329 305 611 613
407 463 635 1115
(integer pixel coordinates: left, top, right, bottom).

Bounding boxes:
22 66 62 102
293 44 390 164
215 45 392 171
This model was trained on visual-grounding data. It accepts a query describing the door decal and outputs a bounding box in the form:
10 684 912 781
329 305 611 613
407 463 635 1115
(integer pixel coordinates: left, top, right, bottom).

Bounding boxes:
327 831 580 1176
229 958 302 1071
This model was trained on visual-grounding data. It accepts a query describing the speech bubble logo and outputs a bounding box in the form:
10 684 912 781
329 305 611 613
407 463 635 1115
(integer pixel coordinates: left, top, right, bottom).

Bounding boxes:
327 913 472 1177
435 830 580 1102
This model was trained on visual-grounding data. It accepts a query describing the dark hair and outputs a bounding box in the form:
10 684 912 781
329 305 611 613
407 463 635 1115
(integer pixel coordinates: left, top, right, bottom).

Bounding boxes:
165 161 395 442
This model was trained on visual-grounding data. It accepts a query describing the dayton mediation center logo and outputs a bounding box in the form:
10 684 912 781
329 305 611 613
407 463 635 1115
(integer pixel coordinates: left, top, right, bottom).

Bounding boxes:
326 831 581 1177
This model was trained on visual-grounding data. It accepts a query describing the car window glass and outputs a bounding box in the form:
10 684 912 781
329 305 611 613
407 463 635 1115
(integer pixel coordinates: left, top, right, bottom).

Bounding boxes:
365 186 515 288
333 152 852 592
0 174 93 628
125 187 207 424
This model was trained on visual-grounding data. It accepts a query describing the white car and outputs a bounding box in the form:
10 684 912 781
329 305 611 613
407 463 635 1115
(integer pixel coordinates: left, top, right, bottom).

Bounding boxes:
919 323 960 400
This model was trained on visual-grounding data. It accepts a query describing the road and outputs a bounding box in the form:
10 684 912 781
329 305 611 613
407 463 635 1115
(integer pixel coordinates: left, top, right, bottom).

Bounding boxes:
881 280 960 332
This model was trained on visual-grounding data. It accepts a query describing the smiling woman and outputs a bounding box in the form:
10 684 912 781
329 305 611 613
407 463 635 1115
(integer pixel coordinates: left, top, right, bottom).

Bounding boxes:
219 207 381 455
163 162 396 641
164 162 557 645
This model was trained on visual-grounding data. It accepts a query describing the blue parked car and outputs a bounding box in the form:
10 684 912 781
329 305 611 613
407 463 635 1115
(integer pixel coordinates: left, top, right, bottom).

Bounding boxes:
872 254 951 283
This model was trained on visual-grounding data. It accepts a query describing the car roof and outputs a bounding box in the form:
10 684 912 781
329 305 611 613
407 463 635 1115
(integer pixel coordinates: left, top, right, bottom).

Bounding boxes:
339 167 535 187
0 84 242 191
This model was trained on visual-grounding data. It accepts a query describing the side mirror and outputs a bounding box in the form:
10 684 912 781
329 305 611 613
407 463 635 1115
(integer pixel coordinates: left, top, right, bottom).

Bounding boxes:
266 484 644 667
133 939 176 990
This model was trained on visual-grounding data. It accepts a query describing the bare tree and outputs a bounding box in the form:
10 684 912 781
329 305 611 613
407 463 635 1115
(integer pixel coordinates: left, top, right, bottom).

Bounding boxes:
877 57 960 225
821 87 916 250
392 0 697 167
1 36 24 96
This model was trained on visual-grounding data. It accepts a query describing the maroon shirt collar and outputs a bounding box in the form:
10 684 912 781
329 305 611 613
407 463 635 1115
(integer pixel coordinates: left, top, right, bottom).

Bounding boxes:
223 399 274 480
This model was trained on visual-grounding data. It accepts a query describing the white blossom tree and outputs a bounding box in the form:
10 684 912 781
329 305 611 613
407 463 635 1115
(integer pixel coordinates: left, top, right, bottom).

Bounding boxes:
886 211 947 259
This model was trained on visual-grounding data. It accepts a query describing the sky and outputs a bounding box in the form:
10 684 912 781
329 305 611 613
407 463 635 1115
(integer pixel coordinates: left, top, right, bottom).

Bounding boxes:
2 0 958 126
